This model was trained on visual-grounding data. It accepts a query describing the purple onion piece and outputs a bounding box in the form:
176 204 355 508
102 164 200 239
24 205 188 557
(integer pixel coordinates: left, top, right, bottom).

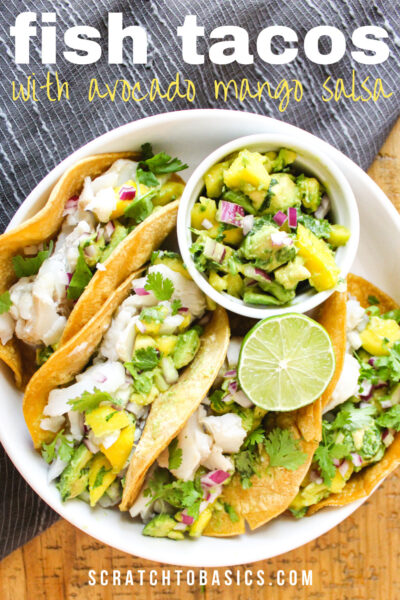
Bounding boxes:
119 186 136 201
288 207 298 228
273 211 287 226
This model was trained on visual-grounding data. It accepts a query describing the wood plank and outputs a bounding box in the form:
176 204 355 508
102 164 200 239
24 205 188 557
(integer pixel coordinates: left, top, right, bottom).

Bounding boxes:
1 119 399 600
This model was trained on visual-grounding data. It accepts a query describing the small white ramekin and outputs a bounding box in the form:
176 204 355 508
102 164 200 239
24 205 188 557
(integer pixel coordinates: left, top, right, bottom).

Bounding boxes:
177 133 360 319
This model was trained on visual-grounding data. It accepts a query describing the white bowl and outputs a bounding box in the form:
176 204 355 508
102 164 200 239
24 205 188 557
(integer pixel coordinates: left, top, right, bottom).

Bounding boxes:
1 110 399 567
178 133 359 319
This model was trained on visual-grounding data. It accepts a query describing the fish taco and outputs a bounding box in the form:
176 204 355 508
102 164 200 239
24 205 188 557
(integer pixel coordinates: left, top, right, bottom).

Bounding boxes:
0 144 187 387
125 292 345 540
290 274 400 517
23 253 230 510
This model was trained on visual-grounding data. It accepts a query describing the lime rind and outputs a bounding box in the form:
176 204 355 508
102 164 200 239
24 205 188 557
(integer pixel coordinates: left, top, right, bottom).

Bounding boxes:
238 313 335 411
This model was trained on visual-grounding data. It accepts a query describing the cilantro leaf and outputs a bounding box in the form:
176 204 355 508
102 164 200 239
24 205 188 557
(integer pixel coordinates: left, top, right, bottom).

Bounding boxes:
382 309 400 324
144 468 202 519
140 142 154 161
243 427 266 450
223 503 239 523
67 247 93 300
136 167 160 188
376 405 400 431
0 291 12 314
68 389 113 412
36 346 54 367
123 191 155 223
12 241 54 278
331 401 376 431
297 214 331 239
142 151 188 175
41 430 74 464
132 347 159 371
171 299 182 315
145 271 174 301
234 449 258 488
368 295 380 306
313 445 336 486
264 428 307 471
168 438 183 470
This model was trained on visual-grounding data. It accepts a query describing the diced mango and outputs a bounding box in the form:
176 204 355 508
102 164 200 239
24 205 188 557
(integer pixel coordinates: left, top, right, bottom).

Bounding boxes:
88 454 116 507
137 320 161 335
153 181 184 206
189 507 213 538
111 180 150 219
209 271 227 293
224 150 270 191
153 254 192 280
223 273 243 298
85 406 132 437
101 424 135 473
296 224 340 291
178 313 191 332
154 335 178 355
134 334 157 352
191 197 218 230
110 199 131 219
328 224 351 247
204 161 230 198
360 316 400 356
222 227 244 246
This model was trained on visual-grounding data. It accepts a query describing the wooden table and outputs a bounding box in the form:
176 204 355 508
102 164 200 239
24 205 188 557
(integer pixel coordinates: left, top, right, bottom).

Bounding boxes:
1 120 399 600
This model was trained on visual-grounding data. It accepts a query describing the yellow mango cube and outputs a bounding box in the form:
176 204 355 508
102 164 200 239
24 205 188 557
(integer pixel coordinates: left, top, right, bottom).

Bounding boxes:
88 454 116 507
85 406 131 437
296 224 340 291
178 313 191 332
154 335 178 356
134 334 157 352
137 320 161 335
360 316 400 356
191 197 218 230
224 150 270 190
209 271 227 293
101 424 135 473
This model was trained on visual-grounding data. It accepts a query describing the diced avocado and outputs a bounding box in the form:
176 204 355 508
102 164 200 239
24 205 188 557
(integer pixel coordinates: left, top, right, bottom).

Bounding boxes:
224 150 271 210
167 530 185 540
153 181 184 206
222 190 256 215
191 197 218 231
204 161 231 198
296 223 340 291
88 454 117 507
83 235 105 268
240 221 296 271
360 316 400 356
264 173 301 214
242 265 294 302
290 482 328 511
154 369 169 392
274 257 311 290
296 174 322 212
243 290 282 305
143 514 178 538
123 194 153 223
251 407 268 431
173 329 200 369
271 148 297 173
58 444 93 501
189 507 213 538
130 386 159 406
328 224 351 247
203 237 233 268
100 222 128 263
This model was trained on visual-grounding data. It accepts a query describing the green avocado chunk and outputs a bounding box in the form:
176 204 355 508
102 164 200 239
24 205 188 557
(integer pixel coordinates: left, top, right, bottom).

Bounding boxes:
173 329 200 369
296 174 322 212
243 290 283 305
239 221 296 271
57 444 92 501
143 514 178 538
100 222 129 263
264 173 301 214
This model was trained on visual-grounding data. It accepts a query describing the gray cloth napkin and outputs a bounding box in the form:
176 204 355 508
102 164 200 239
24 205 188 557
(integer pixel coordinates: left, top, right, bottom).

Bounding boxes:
1 0 399 559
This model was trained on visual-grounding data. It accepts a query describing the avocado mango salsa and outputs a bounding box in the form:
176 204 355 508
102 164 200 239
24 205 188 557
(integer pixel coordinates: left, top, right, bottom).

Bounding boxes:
189 148 351 306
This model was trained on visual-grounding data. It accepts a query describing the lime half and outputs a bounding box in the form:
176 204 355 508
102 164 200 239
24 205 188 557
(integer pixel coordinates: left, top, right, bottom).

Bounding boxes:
238 314 335 411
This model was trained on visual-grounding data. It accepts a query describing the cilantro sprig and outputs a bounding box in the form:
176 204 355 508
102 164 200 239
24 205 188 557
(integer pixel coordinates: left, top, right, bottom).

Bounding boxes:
144 468 202 519
145 271 174 301
41 430 74 464
0 291 12 314
67 247 93 300
68 389 113 413
12 241 54 278
132 347 159 371
376 404 400 431
264 428 308 471
168 438 183 470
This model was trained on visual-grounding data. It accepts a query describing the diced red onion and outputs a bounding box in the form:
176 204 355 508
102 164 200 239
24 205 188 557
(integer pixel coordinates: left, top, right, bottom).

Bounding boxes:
373 381 387 390
368 358 376 367
314 195 330 219
350 453 363 467
241 214 254 235
135 287 150 296
119 185 136 201
67 273 73 284
218 201 245 227
382 429 395 447
63 195 79 216
178 307 189 314
338 459 350 477
254 267 271 281
246 279 257 287
173 522 188 531
359 401 371 408
95 373 107 383
181 511 194 525
223 369 237 378
359 380 373 400
136 320 146 333
288 207 298 228
273 211 287 226
104 221 115 241
309 470 323 484
201 470 230 488
270 231 293 248
333 458 342 467
228 381 238 394
84 245 97 258
231 390 253 408
201 219 213 230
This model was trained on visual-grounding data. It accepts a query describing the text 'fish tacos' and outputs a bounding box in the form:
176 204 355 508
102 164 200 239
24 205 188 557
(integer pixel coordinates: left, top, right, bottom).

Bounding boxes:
23 253 230 511
291 274 400 517
0 144 187 387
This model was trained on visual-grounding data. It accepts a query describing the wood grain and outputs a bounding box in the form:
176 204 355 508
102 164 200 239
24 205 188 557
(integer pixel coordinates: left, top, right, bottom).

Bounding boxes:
1 120 399 600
